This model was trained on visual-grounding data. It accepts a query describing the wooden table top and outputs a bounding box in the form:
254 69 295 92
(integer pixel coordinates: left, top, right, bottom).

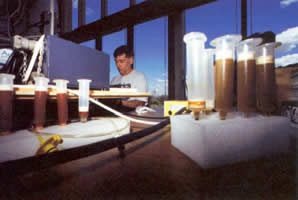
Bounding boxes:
13 86 151 99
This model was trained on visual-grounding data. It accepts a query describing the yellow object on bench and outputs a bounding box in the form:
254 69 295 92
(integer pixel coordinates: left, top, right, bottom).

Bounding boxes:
36 134 63 155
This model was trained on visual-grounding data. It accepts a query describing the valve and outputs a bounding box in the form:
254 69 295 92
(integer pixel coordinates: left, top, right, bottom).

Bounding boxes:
35 134 63 155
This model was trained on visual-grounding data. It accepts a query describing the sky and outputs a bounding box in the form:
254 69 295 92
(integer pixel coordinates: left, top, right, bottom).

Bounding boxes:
72 0 298 96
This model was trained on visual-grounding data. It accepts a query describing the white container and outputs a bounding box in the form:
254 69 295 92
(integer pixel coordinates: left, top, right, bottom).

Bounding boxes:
53 79 69 93
33 77 49 130
184 32 207 102
53 79 69 126
210 34 242 60
237 38 262 61
78 79 92 122
34 77 49 91
204 48 215 109
255 42 281 114
236 38 262 115
0 73 15 91
210 34 242 120
0 73 15 135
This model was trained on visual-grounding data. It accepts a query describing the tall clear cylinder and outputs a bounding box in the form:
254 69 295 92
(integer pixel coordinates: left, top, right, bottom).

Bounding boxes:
210 34 242 120
256 42 281 115
0 73 15 135
53 79 69 126
236 38 262 117
34 77 49 130
183 32 207 110
78 79 91 122
204 48 215 109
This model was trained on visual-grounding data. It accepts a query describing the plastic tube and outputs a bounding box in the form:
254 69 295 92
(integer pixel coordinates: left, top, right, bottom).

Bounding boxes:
23 35 45 83
77 79 91 123
0 74 15 135
13 84 159 126
33 77 49 130
66 88 159 126
53 79 69 126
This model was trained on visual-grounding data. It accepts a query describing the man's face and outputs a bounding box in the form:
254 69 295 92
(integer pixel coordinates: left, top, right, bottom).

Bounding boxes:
114 54 133 76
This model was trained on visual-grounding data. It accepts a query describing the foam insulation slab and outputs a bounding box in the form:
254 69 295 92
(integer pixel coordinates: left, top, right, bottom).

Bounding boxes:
170 112 294 169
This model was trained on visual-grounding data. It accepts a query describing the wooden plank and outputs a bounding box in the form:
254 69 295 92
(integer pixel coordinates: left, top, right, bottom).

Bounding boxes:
14 88 151 99
61 0 217 43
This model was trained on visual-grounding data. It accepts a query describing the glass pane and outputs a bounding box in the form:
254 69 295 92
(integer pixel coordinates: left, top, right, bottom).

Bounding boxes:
136 0 146 4
135 17 168 102
186 0 238 49
108 0 129 15
72 0 78 29
102 30 126 81
80 40 95 48
186 0 298 67
86 0 101 24
253 0 298 67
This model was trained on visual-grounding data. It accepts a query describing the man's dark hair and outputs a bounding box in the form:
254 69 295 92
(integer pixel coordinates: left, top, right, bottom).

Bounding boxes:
113 45 134 58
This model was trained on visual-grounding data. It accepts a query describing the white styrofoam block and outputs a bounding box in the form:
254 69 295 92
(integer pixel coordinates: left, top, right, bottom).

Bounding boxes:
170 112 292 169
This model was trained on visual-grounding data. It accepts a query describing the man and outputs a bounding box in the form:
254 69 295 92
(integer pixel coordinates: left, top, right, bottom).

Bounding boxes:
111 45 148 109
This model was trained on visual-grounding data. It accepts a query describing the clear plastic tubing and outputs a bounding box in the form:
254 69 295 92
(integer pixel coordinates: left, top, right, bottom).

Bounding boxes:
34 77 49 130
236 38 262 117
53 79 69 126
78 79 92 123
204 48 215 109
0 73 15 135
183 32 207 109
255 42 281 115
210 34 242 120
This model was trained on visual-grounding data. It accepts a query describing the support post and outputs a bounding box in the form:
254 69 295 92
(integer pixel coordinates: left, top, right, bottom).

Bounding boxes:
60 0 72 33
78 0 86 27
168 11 186 100
241 0 247 39
96 0 108 51
127 0 136 52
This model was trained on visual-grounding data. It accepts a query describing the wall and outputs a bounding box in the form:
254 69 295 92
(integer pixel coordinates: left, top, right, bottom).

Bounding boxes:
275 64 298 106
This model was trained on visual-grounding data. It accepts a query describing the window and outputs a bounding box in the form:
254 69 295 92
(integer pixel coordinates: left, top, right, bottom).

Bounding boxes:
80 40 95 48
186 0 298 67
86 0 101 24
103 30 126 80
186 0 238 49
108 0 129 15
136 0 146 4
72 0 78 29
135 17 168 98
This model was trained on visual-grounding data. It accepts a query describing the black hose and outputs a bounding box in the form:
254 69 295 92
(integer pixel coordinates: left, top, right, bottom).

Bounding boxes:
0 107 187 180
123 112 169 120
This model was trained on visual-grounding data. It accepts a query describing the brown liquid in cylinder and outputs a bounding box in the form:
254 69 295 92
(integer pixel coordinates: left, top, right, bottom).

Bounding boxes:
256 63 276 113
0 91 13 135
215 58 235 113
57 93 68 126
79 111 88 122
237 59 256 112
34 91 48 129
